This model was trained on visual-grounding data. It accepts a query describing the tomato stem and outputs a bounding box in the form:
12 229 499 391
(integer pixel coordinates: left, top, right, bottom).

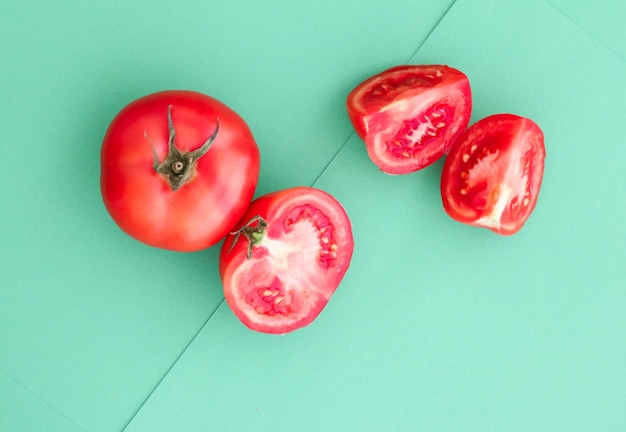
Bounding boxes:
228 215 267 259
145 105 220 191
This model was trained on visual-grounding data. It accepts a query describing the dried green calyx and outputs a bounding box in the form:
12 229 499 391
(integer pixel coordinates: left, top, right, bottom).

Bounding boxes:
145 105 220 191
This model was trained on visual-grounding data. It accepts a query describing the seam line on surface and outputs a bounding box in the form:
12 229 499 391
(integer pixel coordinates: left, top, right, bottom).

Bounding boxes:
403 0 458 64
121 299 225 431
310 130 355 187
311 0 458 187
0 366 88 431
544 0 625 62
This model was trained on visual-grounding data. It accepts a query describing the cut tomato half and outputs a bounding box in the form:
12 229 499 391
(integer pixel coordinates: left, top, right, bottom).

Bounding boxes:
219 187 354 334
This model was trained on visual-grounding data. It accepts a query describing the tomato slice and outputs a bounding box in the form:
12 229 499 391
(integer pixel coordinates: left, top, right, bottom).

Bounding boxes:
347 65 472 174
219 187 354 334
440 114 546 235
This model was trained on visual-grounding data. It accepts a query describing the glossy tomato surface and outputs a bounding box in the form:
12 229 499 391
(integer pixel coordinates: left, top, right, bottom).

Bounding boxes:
101 90 260 251
347 64 472 174
219 187 354 334
440 114 545 235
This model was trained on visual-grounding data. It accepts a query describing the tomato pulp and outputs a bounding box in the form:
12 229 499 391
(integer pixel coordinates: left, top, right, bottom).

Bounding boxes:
440 114 546 235
347 65 472 174
219 187 354 334
101 90 260 251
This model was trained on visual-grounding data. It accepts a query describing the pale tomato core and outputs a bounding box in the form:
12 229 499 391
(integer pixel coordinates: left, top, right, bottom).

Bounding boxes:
386 103 450 159
284 204 338 269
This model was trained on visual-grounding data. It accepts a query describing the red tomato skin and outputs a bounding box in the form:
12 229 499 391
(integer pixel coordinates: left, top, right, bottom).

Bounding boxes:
440 114 545 235
219 187 354 334
347 65 472 174
101 90 260 251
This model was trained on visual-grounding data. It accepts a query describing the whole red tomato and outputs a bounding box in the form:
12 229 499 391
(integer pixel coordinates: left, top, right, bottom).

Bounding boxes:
440 113 545 235
219 187 354 334
101 90 260 251
347 64 472 174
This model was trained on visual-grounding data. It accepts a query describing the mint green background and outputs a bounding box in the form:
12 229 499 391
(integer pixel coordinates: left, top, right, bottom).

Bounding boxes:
1 0 624 431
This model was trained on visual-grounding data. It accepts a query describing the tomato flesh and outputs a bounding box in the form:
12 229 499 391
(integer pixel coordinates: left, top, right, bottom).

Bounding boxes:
440 114 545 235
219 187 354 334
385 103 451 159
347 65 472 174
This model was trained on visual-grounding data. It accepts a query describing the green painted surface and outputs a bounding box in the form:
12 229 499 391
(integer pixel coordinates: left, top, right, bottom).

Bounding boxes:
2 0 624 430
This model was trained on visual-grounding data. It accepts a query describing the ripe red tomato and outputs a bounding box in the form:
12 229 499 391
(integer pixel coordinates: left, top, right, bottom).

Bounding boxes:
346 64 472 174
440 114 546 235
101 90 260 251
219 187 354 334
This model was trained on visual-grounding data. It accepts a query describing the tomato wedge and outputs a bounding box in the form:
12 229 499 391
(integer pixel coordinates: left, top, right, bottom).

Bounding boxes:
440 114 546 235
347 64 472 174
219 187 354 334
